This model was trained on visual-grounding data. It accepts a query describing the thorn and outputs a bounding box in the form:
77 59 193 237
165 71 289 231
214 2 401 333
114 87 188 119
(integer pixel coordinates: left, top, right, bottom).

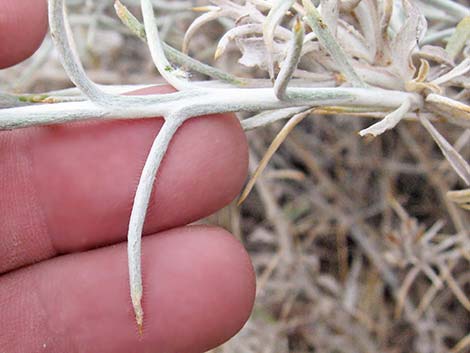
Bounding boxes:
132 291 144 337
192 6 216 12
135 302 143 330
293 16 303 33
214 47 223 60
114 0 125 19
135 307 144 337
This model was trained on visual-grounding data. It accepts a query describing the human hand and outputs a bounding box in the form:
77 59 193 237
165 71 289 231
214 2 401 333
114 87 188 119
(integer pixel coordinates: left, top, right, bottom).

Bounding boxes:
0 1 255 352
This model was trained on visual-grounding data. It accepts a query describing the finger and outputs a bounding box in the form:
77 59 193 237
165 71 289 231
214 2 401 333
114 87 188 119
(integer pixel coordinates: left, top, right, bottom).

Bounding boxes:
0 226 256 353
0 86 248 273
0 0 48 69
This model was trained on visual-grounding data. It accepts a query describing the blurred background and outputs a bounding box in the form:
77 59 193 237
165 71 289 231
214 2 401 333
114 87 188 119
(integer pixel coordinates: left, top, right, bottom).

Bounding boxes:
1 1 469 352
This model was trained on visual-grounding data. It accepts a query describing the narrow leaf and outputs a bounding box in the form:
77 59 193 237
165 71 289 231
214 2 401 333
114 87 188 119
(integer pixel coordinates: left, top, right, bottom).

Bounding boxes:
49 0 111 102
447 189 470 211
432 57 470 86
263 0 296 79
426 94 470 128
302 0 366 87
445 16 470 60
274 18 305 100
183 8 222 54
114 1 247 86
419 114 470 186
242 107 310 131
238 110 312 205
359 98 411 137
390 0 427 80
114 0 146 40
141 0 192 90
320 0 339 36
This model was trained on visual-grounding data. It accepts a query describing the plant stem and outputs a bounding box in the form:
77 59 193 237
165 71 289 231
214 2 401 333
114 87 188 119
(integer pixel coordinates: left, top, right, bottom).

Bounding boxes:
274 18 305 100
0 87 423 130
127 117 184 333
49 0 112 103
140 0 192 90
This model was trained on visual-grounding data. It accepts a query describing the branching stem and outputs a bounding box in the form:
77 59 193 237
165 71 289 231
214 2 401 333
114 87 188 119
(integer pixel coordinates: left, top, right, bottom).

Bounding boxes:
3 0 467 337
0 87 423 130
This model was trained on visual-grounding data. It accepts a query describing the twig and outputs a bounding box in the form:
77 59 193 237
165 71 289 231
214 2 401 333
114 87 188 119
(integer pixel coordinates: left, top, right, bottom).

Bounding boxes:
127 117 185 333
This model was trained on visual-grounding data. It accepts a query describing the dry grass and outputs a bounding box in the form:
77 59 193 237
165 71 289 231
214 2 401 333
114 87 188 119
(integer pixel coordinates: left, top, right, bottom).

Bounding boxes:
1 1 469 352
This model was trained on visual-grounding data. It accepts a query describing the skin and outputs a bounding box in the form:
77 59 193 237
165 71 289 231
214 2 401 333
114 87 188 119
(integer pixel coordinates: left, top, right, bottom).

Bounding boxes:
0 1 256 352
0 0 48 69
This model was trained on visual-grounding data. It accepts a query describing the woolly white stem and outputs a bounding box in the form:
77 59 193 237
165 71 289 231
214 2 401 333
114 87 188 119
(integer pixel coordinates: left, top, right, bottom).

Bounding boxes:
264 0 296 79
0 87 424 130
0 101 108 130
50 0 183 108
114 0 247 86
274 18 305 100
140 0 193 90
359 97 412 137
242 107 310 131
215 24 291 60
48 0 112 103
127 117 185 332
418 114 470 186
432 58 470 86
